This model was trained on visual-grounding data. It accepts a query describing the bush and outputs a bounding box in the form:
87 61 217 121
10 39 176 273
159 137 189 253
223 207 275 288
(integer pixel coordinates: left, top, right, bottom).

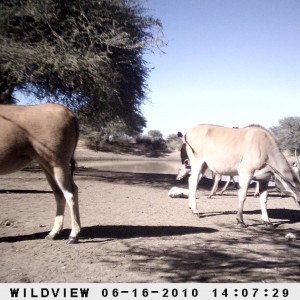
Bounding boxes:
166 134 182 151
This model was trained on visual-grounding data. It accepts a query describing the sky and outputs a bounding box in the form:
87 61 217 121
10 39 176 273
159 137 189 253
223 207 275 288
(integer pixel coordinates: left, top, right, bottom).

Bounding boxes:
141 0 300 137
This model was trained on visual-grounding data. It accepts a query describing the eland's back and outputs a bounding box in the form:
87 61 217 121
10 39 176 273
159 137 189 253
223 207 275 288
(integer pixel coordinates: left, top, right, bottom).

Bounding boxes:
185 124 277 175
0 103 78 174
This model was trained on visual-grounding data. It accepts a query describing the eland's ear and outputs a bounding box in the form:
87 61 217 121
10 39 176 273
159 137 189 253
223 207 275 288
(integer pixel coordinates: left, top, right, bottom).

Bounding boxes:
177 131 183 138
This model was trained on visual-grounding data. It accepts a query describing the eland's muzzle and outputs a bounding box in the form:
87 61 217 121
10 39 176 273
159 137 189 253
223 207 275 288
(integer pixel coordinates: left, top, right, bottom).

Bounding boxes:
176 163 191 181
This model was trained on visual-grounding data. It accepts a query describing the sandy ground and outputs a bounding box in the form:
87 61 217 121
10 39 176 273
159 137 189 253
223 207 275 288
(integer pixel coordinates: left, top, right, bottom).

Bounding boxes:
0 146 300 283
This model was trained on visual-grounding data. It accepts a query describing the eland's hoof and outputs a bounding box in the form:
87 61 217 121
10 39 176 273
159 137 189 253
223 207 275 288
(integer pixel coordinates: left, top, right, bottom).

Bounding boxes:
67 236 79 244
45 234 55 240
263 221 275 229
192 211 201 218
236 219 247 228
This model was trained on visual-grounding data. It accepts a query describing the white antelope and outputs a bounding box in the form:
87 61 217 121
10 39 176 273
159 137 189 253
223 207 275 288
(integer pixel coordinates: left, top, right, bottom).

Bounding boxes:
0 103 81 244
181 124 300 227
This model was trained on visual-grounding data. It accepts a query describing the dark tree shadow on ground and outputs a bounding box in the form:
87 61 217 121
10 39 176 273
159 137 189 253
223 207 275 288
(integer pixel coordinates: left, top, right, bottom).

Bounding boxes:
75 168 180 189
93 142 171 158
109 226 300 282
74 167 217 190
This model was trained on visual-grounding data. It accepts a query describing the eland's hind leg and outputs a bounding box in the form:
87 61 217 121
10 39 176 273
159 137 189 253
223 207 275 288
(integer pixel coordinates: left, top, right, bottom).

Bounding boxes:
53 166 81 244
43 170 66 240
220 176 232 194
236 174 252 227
208 173 221 198
258 181 273 227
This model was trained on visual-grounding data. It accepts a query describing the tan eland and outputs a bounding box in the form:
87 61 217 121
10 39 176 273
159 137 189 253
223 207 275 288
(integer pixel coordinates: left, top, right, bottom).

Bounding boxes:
0 103 81 244
176 133 238 198
181 124 300 227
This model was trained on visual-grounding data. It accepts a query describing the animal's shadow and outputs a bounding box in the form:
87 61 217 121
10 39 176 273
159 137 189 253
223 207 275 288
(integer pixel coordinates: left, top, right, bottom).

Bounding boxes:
0 189 52 194
0 225 218 244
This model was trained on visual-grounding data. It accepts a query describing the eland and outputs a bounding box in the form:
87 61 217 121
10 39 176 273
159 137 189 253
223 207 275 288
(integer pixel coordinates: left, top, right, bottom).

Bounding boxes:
0 103 81 244
180 124 300 227
176 140 237 198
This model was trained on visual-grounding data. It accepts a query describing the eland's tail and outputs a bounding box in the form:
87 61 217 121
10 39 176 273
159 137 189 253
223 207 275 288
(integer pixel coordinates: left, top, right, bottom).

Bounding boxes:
70 116 79 176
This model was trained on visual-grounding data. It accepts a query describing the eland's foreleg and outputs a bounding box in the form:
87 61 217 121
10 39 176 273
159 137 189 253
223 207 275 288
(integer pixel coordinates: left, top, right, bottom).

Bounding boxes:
188 161 207 214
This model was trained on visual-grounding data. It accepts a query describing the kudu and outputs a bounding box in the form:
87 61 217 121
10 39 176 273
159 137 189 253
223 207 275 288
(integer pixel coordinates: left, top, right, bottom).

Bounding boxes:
0 103 81 244
179 124 300 227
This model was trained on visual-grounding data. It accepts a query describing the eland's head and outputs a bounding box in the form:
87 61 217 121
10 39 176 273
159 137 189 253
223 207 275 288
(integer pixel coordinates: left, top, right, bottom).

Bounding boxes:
176 159 191 181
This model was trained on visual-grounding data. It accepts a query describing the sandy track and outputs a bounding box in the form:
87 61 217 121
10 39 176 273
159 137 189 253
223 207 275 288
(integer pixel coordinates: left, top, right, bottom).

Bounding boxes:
0 148 300 283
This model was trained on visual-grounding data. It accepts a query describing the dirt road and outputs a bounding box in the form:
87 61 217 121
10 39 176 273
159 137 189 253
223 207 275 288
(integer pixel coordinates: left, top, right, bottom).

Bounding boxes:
1 148 300 282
